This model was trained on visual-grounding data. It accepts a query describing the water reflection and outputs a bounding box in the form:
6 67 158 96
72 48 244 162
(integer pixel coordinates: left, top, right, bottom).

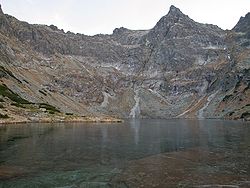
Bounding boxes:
0 120 249 187
130 119 140 145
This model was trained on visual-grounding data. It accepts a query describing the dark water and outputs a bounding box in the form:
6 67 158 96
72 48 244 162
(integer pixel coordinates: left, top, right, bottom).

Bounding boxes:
0 119 249 187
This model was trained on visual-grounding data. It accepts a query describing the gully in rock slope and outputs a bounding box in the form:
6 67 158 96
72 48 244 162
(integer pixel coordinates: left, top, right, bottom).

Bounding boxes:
0 4 249 121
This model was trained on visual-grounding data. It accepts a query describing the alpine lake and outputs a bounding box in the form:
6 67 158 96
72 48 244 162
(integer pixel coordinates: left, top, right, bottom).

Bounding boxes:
0 119 250 188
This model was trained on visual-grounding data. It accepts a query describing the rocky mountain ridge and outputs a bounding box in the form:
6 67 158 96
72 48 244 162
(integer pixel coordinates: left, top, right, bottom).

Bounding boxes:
0 4 249 122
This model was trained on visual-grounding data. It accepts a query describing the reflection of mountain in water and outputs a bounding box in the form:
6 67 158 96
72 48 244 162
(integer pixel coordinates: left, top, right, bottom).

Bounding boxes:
0 120 249 186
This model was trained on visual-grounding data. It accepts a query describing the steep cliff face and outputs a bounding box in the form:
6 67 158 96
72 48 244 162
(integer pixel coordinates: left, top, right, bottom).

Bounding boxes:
233 12 250 33
0 4 249 121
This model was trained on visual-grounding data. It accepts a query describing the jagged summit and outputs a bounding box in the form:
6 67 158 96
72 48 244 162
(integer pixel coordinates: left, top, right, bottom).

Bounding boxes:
167 5 188 19
0 3 12 35
153 5 189 30
168 5 183 16
0 3 249 122
112 5 185 38
146 4 225 44
233 12 250 33
0 4 3 14
149 5 188 32
112 27 129 35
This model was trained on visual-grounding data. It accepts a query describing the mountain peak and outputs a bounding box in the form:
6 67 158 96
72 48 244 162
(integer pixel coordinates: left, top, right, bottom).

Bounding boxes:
169 5 181 12
233 12 250 32
168 5 183 16
152 5 187 32
0 4 3 14
0 4 13 36
113 27 129 35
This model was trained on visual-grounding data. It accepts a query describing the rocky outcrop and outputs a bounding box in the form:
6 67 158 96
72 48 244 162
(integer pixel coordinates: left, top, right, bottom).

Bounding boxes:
232 12 250 48
233 12 250 33
0 5 12 36
0 4 249 121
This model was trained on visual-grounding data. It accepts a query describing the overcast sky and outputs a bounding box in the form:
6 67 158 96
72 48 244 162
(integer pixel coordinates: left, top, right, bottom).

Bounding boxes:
1 0 250 35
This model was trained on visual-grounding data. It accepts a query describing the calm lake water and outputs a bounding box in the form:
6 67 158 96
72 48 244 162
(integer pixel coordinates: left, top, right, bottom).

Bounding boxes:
0 119 249 187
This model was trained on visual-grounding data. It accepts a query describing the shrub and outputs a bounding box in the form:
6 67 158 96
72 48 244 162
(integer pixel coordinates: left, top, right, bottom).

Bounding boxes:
0 84 31 104
0 113 9 119
241 112 250 119
38 103 60 113
11 103 25 108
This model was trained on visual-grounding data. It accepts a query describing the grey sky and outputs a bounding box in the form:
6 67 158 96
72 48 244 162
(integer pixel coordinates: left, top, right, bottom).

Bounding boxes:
1 0 250 36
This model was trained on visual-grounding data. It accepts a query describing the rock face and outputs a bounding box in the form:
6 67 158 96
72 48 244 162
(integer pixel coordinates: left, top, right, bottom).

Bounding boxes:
233 12 250 33
0 4 249 120
232 12 250 49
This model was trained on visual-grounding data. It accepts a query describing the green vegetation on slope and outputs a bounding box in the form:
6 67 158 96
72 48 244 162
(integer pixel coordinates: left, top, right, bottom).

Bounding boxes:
0 84 31 104
0 66 22 83
38 103 60 114
0 113 9 119
0 84 61 117
11 103 25 108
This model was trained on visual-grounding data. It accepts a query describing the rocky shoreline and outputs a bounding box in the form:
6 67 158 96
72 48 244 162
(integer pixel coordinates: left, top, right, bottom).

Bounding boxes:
0 115 123 125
